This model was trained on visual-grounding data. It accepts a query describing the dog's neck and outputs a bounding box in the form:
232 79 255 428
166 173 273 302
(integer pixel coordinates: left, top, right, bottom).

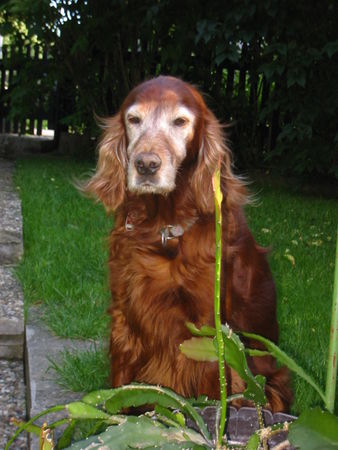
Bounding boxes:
120 167 216 252
124 191 198 229
121 179 214 251
124 167 214 223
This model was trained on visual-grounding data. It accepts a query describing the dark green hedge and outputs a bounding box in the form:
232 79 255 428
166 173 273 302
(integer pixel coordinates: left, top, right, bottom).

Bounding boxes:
1 0 337 178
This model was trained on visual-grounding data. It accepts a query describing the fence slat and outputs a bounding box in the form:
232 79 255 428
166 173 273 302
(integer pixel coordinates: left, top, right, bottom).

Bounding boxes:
0 42 56 136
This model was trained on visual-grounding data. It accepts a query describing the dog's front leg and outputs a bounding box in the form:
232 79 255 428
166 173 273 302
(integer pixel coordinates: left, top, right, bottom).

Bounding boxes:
111 353 135 387
110 307 142 387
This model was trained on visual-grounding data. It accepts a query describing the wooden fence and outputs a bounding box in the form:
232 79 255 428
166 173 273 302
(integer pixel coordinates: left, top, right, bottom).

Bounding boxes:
0 44 57 136
0 40 280 160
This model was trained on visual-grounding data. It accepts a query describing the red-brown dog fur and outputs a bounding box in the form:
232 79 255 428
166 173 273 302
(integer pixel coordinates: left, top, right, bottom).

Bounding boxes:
85 76 292 412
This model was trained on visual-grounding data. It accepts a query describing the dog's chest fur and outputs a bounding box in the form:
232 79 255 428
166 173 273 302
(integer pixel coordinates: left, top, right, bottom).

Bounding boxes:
108 217 219 345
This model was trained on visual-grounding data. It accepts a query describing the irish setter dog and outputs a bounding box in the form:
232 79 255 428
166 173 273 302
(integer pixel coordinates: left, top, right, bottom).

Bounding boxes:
85 76 292 412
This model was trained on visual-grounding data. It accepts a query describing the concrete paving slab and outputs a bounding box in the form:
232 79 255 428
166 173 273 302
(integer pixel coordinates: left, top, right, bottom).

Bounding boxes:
26 306 98 449
0 267 24 359
0 319 24 359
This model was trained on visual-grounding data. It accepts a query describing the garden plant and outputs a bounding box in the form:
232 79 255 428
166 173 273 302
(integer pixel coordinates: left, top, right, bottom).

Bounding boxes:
6 167 338 449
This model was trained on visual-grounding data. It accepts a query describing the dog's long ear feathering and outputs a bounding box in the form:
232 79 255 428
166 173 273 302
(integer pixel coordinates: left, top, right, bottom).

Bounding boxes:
191 107 248 213
84 114 127 211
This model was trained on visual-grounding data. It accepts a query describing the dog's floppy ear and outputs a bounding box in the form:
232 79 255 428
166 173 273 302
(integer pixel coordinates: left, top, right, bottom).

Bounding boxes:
84 113 127 211
191 108 247 213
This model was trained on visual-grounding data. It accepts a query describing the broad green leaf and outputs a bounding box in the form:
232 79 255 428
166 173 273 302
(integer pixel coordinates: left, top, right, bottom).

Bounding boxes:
102 384 211 443
66 402 111 420
65 415 208 450
241 331 326 403
55 421 77 450
185 322 216 337
82 389 118 406
155 405 186 428
221 325 266 405
181 325 266 405
227 47 240 63
323 41 338 58
180 337 218 362
104 385 182 413
264 43 288 56
289 407 338 449
246 432 260 450
215 51 226 66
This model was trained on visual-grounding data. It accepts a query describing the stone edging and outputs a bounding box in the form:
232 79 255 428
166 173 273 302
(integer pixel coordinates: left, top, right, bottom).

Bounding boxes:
0 158 24 359
0 157 26 449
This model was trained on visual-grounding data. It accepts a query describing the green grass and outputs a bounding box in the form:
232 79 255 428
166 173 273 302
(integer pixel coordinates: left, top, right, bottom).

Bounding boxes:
47 346 110 393
245 180 338 414
14 155 338 415
14 155 113 339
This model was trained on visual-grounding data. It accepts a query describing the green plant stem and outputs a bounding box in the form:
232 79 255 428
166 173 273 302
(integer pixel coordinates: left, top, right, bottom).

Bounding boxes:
255 405 267 450
213 168 227 447
325 226 338 413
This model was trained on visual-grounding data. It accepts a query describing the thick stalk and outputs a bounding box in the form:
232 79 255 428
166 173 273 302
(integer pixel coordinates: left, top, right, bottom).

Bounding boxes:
325 226 338 413
213 168 227 446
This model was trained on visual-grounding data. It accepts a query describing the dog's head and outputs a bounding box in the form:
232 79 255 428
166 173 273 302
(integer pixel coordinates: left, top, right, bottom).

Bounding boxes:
85 76 245 213
123 76 201 196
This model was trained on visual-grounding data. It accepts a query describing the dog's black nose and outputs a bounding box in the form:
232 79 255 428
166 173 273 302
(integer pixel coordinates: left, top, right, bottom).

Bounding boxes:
135 152 162 175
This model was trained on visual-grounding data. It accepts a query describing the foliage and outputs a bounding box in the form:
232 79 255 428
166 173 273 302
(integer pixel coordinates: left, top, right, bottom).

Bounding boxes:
181 324 267 406
67 414 208 450
14 156 337 413
7 159 338 449
1 0 337 177
326 228 338 413
212 166 227 444
288 407 338 450
5 325 338 449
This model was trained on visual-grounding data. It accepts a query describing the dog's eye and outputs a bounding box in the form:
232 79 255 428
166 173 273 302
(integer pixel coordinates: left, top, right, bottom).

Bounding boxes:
128 116 141 125
173 117 187 127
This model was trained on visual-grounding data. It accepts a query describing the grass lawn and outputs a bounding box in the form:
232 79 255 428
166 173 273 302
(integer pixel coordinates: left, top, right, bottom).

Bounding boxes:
14 154 338 415
14 155 113 340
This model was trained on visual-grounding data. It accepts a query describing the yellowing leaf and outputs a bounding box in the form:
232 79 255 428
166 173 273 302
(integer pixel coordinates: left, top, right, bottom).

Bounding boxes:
39 423 54 450
212 168 223 208
284 253 296 266
310 240 323 247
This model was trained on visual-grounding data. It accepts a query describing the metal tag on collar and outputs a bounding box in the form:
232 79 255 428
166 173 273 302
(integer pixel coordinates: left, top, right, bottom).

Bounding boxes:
160 224 184 247
125 214 134 231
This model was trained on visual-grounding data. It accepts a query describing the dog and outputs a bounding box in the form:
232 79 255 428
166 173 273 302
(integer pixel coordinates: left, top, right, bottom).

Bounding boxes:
84 75 292 412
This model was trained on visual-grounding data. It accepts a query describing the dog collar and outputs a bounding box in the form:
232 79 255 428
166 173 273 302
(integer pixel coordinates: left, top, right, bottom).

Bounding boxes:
159 225 184 247
124 213 195 247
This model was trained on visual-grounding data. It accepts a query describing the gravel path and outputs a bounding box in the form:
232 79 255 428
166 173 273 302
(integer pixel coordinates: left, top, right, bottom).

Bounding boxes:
0 360 27 449
0 157 27 449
